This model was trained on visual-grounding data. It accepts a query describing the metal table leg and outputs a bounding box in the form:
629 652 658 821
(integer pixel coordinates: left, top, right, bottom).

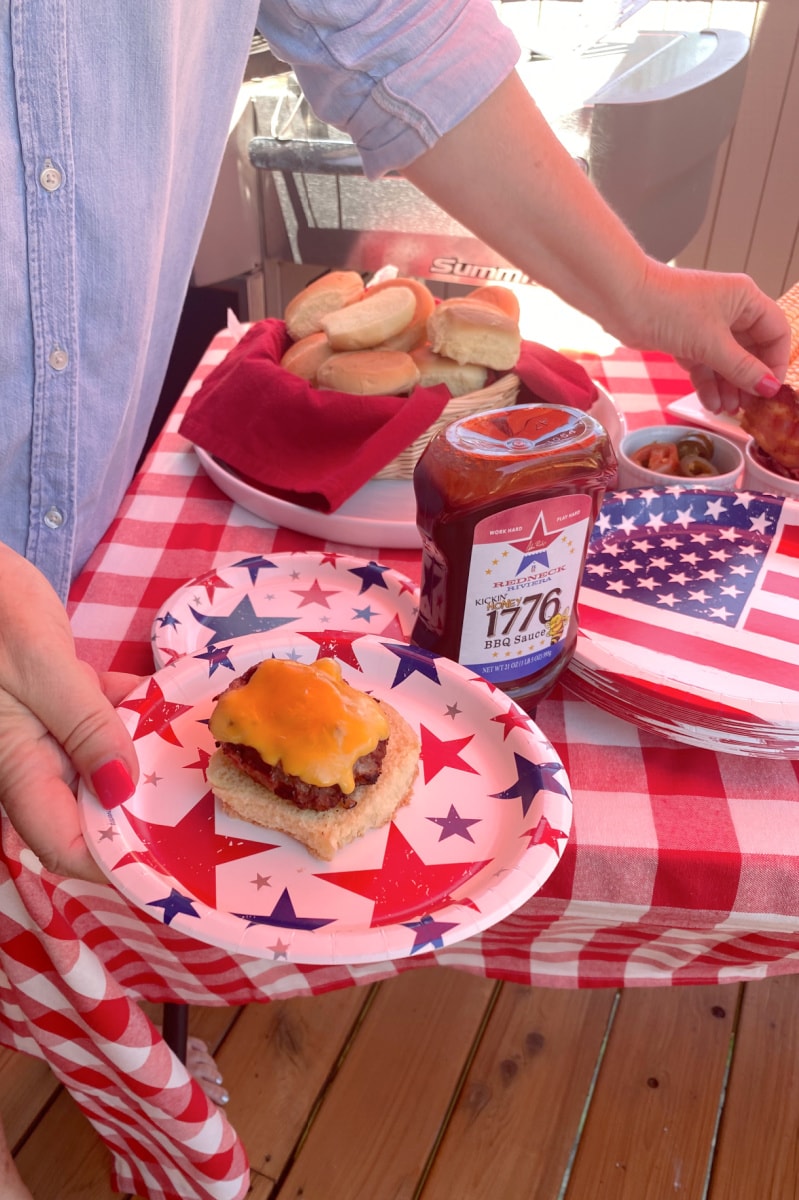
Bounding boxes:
162 1002 189 1063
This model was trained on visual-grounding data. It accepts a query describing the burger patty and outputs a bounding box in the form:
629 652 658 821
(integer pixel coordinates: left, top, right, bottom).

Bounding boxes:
218 738 388 812
213 664 388 812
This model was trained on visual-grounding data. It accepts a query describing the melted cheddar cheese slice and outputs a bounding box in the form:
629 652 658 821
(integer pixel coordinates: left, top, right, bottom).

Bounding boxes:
208 657 389 794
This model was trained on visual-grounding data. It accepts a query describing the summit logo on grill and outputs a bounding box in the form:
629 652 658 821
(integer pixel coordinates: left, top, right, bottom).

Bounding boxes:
429 256 531 286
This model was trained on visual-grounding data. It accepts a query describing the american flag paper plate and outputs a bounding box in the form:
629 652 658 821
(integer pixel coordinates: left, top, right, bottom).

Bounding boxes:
79 631 572 963
151 552 419 669
567 489 799 755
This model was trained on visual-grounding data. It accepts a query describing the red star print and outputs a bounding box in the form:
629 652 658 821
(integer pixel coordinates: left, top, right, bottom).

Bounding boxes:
319 552 347 566
316 823 491 926
491 705 533 740
522 815 569 851
155 645 183 667
291 578 341 608
469 673 499 692
112 789 276 907
300 630 365 671
199 572 234 604
419 726 479 784
377 612 408 640
508 513 560 555
184 747 212 779
118 678 193 746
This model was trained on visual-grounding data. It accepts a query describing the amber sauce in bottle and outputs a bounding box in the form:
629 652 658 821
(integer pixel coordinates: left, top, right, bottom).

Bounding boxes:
412 404 617 713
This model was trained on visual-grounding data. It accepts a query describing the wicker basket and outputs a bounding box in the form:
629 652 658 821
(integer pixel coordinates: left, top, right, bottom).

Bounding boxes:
373 372 520 480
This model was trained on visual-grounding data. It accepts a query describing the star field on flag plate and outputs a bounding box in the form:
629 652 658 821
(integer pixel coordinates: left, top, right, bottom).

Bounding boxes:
584 490 783 628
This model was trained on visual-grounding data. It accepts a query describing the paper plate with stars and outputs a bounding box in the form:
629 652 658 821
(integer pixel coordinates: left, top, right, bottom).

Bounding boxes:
566 489 799 753
151 552 419 669
78 630 572 964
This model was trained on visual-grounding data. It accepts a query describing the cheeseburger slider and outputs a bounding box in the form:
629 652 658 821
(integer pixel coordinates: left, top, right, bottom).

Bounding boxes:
207 657 420 861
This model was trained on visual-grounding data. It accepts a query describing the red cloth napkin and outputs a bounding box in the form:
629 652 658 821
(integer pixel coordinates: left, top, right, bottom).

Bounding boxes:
180 319 598 513
516 340 598 411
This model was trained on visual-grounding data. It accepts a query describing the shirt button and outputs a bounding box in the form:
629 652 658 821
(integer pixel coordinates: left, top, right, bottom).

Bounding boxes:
43 507 65 530
48 347 69 371
39 161 63 192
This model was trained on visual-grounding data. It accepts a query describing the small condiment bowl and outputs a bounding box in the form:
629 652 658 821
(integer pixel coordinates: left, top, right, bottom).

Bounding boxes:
616 424 744 491
743 437 799 498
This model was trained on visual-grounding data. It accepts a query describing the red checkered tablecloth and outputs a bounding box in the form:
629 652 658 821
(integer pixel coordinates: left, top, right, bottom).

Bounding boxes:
2 330 799 1200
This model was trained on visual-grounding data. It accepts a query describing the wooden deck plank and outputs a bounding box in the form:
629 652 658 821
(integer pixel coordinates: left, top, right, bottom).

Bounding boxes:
565 983 740 1199
15 1088 123 1200
0 1046 60 1148
218 984 372 1185
274 968 496 1199
709 973 799 1200
420 982 618 1200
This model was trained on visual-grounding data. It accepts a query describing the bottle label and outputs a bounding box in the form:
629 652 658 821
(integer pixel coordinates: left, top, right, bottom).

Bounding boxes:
458 493 592 685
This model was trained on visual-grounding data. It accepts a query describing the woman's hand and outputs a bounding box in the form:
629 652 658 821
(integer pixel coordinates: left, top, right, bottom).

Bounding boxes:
0 545 141 882
626 260 791 416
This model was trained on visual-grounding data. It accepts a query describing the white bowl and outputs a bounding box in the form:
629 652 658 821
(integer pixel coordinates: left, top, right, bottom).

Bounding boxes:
743 438 799 498
617 425 744 491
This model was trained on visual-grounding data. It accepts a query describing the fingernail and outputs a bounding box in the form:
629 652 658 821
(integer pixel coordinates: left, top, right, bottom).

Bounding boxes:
215 1075 224 1086
756 375 782 398
91 760 136 809
218 1091 229 1106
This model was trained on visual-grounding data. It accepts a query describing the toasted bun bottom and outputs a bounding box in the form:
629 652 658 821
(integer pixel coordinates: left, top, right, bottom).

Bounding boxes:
207 700 420 861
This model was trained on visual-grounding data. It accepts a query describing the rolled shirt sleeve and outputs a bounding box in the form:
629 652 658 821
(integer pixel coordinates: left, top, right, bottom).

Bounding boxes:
256 0 522 178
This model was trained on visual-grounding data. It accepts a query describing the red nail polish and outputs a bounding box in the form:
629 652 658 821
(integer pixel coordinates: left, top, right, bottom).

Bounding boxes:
755 375 782 399
91 760 136 809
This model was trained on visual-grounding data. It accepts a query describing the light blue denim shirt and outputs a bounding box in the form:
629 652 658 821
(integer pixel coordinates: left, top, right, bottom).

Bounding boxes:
1 0 519 600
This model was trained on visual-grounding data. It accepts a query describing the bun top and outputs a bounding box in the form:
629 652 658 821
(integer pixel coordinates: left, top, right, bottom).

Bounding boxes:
208 658 389 794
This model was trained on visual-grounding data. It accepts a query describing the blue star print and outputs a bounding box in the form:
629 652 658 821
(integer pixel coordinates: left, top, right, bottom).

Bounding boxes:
189 594 297 642
233 887 335 933
490 757 568 819
348 561 391 594
147 889 200 925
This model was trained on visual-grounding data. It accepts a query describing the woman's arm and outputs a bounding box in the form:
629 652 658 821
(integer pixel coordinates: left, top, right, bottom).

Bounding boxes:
404 70 791 414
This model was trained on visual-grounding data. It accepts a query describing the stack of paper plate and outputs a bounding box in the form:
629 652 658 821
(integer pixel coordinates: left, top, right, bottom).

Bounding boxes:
565 488 799 758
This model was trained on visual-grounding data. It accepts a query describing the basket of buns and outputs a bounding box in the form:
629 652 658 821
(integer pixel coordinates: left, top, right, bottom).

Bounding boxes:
181 267 599 517
279 270 522 480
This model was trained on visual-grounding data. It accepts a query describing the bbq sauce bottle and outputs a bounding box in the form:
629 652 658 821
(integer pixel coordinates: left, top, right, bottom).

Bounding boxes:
412 404 617 713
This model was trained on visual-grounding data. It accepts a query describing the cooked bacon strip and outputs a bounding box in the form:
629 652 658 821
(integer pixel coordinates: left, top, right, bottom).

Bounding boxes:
740 384 799 471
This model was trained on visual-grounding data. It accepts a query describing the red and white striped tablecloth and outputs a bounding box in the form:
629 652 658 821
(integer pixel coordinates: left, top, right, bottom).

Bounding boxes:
2 330 798 1200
